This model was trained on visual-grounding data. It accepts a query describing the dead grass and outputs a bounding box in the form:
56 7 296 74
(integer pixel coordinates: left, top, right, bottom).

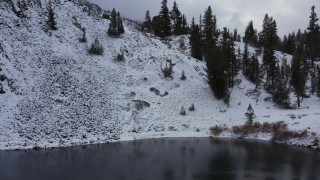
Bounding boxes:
210 125 224 136
230 121 308 142
210 121 311 142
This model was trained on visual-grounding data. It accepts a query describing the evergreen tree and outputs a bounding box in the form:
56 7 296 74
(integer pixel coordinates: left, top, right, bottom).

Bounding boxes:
273 73 290 108
263 48 277 92
206 45 228 101
291 46 306 107
108 8 118 36
152 15 162 37
317 66 320 98
246 54 260 86
189 17 202 60
47 0 57 30
202 6 217 57
259 14 278 48
181 15 188 34
243 20 258 46
108 8 124 36
88 38 104 55
296 28 302 43
252 55 260 87
243 43 249 76
245 104 255 125
221 27 237 88
283 33 295 54
159 0 172 37
170 1 183 35
310 67 317 94
117 12 125 34
143 10 152 31
306 5 320 62
260 14 278 92
233 28 238 41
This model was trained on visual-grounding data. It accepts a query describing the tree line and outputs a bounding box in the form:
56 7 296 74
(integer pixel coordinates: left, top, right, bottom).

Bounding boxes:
46 0 320 108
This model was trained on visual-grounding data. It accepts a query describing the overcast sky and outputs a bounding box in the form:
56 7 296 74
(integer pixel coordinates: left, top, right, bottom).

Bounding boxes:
88 0 320 37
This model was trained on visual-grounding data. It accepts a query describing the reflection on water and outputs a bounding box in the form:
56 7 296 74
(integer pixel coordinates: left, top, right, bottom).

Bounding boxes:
0 138 319 180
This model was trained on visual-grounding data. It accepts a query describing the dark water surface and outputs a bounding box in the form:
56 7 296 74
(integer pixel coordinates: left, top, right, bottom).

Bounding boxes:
0 138 319 180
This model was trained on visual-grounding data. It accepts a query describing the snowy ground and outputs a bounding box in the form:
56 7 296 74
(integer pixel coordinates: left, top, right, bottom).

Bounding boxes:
0 0 319 150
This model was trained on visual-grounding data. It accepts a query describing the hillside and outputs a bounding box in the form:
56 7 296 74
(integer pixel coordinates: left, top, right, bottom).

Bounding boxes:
0 0 319 150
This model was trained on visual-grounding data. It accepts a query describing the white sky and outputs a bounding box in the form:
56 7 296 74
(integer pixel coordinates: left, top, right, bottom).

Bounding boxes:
88 0 320 37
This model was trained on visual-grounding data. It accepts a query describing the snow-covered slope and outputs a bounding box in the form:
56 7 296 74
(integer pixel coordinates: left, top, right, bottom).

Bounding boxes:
0 0 319 150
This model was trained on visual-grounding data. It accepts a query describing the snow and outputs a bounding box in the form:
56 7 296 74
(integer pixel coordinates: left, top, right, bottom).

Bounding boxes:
0 0 319 150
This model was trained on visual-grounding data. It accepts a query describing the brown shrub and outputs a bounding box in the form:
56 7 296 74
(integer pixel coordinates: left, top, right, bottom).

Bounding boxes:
272 129 308 142
262 122 272 132
231 121 309 142
210 125 224 136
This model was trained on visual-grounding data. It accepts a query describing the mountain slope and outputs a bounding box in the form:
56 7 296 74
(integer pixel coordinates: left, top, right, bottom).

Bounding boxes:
0 0 319 150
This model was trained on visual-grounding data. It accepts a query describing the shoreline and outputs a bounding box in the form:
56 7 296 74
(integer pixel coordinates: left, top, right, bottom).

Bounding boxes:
1 132 319 151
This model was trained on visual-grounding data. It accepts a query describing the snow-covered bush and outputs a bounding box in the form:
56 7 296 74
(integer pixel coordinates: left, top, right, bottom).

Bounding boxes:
161 62 174 79
180 106 186 115
116 53 125 61
188 103 195 111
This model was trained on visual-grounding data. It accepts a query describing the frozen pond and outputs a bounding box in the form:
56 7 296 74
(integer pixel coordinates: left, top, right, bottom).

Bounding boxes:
0 138 319 180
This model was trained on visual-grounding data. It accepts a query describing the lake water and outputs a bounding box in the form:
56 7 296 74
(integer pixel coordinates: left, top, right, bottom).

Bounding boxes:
0 138 319 180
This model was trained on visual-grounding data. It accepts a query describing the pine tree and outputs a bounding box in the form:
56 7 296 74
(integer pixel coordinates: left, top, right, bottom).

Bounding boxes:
252 54 260 87
296 28 302 43
243 20 257 46
143 10 152 31
47 0 57 30
245 104 255 125
117 12 125 34
233 28 238 41
189 17 202 60
108 8 124 37
260 14 278 92
246 54 260 86
108 8 118 36
181 15 188 34
159 0 171 37
306 5 320 62
88 38 104 55
206 44 228 101
283 33 295 54
317 66 320 98
273 65 290 108
243 43 249 75
291 46 306 107
202 6 217 57
310 67 317 94
170 1 183 35
180 70 186 80
221 27 237 88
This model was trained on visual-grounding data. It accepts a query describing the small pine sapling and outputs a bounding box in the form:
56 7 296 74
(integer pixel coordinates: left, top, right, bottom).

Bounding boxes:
46 0 58 30
88 38 104 55
116 53 125 61
180 70 186 80
180 106 186 115
245 104 255 125
188 103 195 111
